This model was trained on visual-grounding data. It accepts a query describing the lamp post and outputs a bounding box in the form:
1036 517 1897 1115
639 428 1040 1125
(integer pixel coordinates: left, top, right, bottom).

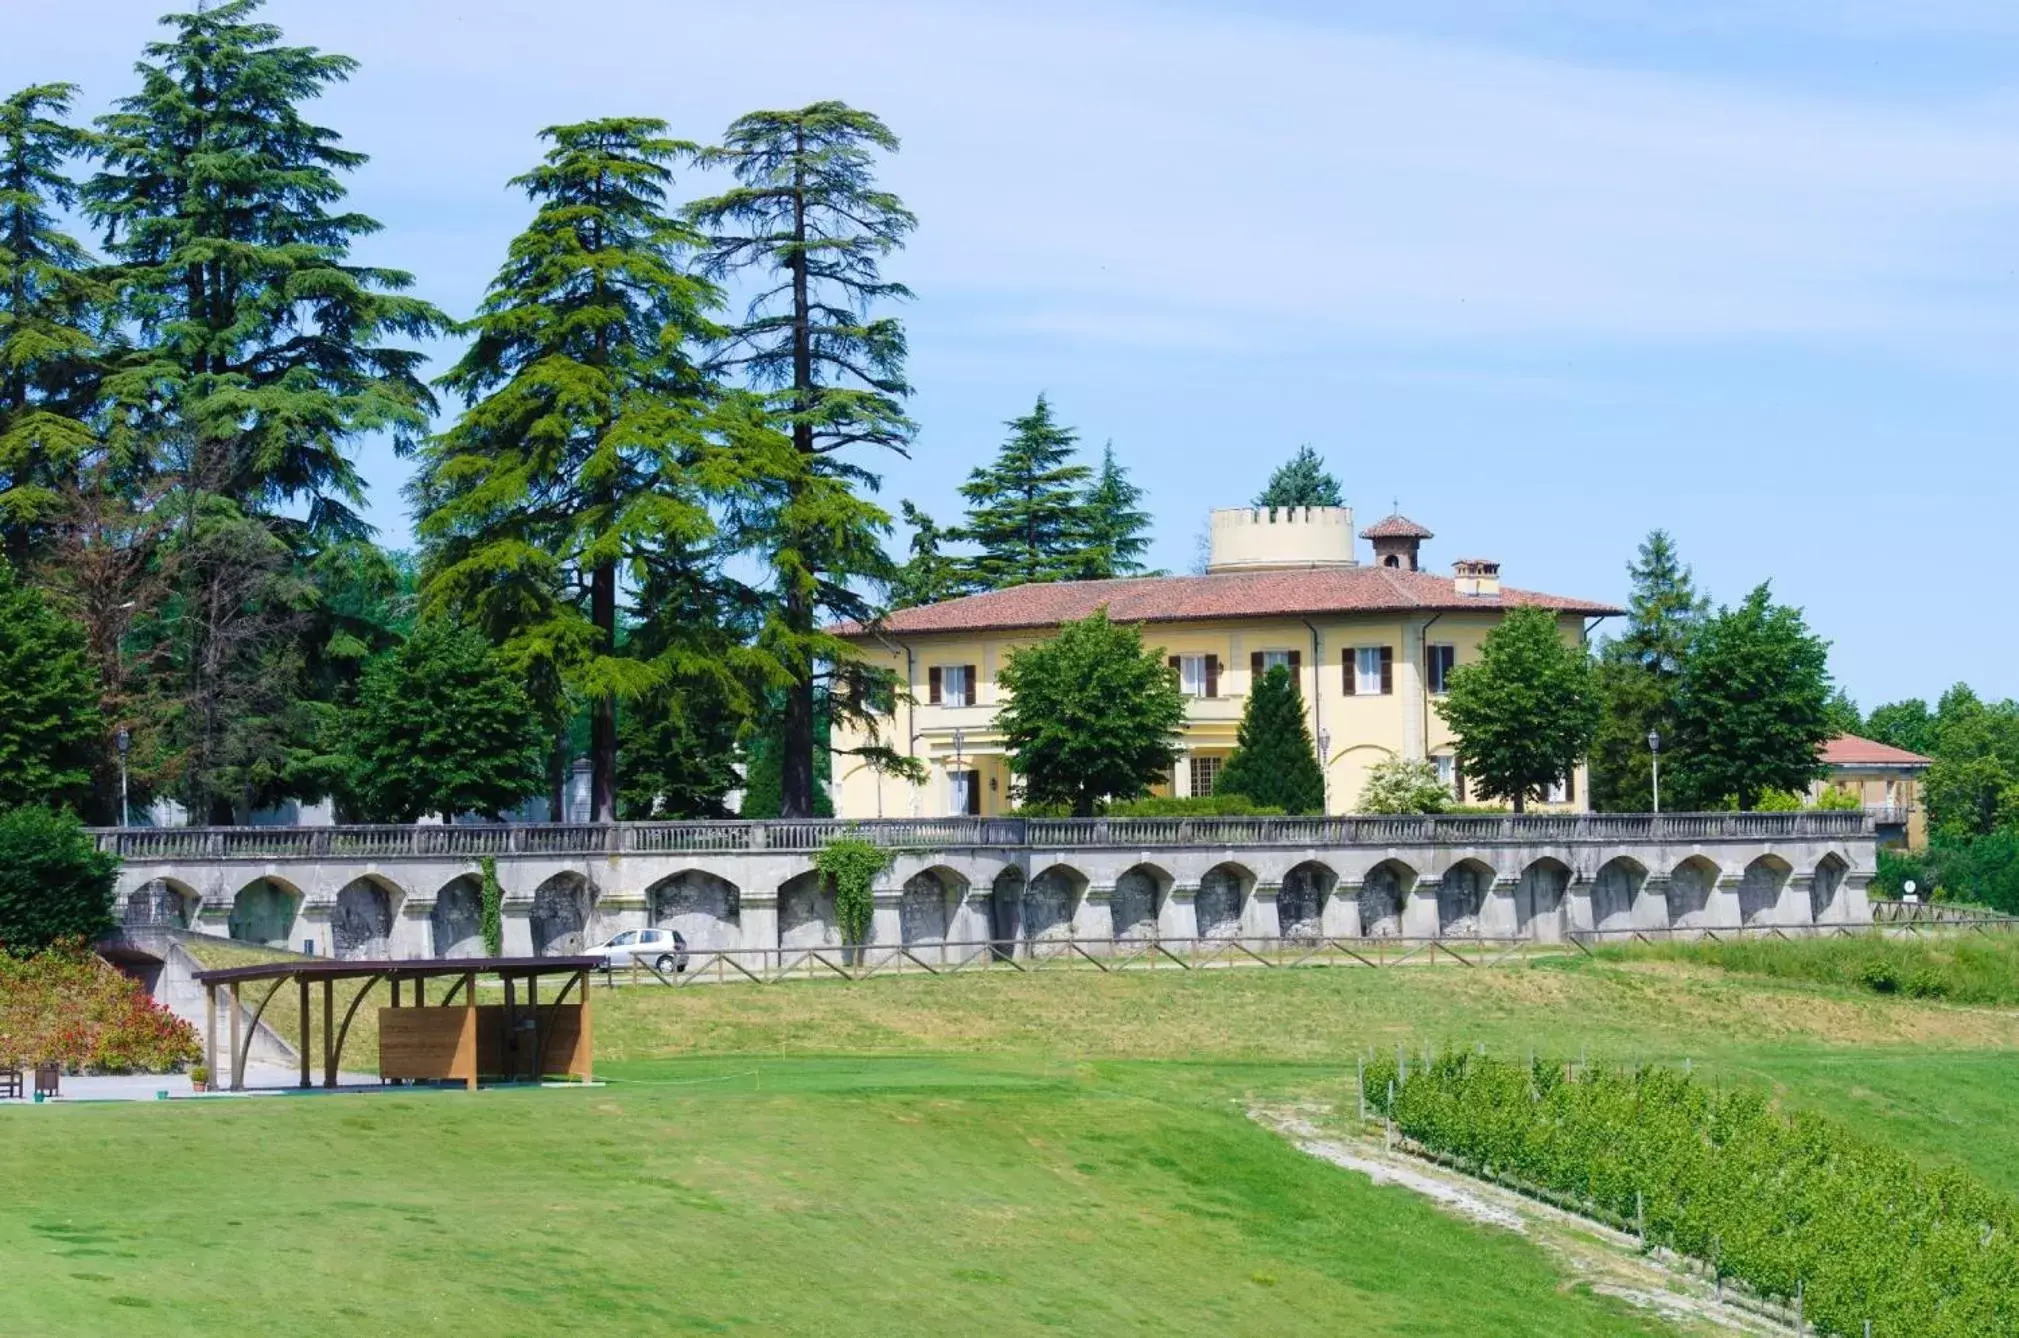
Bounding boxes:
1647 729 1662 815
1316 729 1331 813
115 727 131 828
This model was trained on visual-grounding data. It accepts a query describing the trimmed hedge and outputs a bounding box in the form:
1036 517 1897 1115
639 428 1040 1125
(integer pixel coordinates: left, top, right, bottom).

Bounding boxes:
0 941 201 1073
1363 1051 2019 1337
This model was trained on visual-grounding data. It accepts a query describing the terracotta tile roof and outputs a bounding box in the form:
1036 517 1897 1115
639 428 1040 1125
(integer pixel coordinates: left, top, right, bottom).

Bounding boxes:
1822 734 1933 768
842 566 1622 637
1360 513 1435 540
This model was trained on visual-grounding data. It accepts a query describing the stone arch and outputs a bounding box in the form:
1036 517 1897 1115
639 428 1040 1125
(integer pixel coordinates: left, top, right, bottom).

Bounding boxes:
228 877 300 948
1512 857 1571 941
530 872 594 957
1279 861 1334 941
1739 854 1791 926
778 869 839 950
1436 859 1493 937
649 870 742 951
1812 853 1848 922
331 877 398 960
901 866 967 947
1590 857 1645 933
1112 863 1170 942
1024 863 1085 945
124 877 199 930
432 875 485 958
1360 859 1414 937
990 866 1026 958
1667 856 1720 928
1195 862 1253 939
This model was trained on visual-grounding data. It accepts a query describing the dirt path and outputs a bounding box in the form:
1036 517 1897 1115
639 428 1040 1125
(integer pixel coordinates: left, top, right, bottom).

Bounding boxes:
1251 1102 1797 1336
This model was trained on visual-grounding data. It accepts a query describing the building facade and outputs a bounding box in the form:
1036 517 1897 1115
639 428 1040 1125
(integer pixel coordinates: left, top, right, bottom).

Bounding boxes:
834 505 1621 819
1811 734 1933 849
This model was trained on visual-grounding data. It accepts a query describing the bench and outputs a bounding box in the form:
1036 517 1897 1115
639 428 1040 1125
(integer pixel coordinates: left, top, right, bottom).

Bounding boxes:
0 1067 20 1100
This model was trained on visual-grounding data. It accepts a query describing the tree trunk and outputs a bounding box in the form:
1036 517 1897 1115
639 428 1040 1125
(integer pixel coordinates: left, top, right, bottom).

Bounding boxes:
779 121 818 820
590 561 617 823
1512 789 1526 814
548 721 568 823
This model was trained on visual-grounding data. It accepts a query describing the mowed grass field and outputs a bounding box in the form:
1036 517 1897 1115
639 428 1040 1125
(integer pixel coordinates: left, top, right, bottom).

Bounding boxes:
5 948 2018 1335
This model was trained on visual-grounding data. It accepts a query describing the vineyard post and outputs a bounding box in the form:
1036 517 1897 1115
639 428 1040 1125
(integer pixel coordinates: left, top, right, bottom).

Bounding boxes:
1635 1190 1644 1246
1357 1056 1365 1121
1795 1280 1803 1335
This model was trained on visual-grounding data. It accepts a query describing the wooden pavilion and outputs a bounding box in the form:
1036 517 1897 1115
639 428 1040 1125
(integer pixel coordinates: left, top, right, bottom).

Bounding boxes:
191 956 601 1092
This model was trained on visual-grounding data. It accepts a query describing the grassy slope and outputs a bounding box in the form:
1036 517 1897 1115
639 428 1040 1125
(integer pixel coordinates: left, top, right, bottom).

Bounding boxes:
7 952 2018 1334
179 939 392 1074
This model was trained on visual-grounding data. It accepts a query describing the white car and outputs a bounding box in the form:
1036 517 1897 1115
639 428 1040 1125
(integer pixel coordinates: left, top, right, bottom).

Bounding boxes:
588 928 689 974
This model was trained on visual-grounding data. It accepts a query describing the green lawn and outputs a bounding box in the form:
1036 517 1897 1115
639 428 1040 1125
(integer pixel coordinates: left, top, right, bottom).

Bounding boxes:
6 950 2018 1334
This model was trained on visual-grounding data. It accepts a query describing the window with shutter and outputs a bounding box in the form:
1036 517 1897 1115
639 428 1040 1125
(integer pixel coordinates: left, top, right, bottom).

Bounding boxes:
1427 644 1456 695
1250 650 1264 684
964 665 978 706
1380 646 1394 695
928 666 942 704
1286 649 1301 692
1342 648 1355 696
1205 655 1220 698
1354 647 1389 695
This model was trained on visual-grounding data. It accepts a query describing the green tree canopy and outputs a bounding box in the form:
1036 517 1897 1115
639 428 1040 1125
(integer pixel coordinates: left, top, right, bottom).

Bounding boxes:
955 393 1093 589
1075 440 1152 580
690 101 915 819
1356 756 1453 815
0 82 102 565
1670 583 1834 811
1589 530 1706 811
0 560 102 810
994 609 1186 817
1253 445 1342 509
1437 605 1600 812
417 117 734 823
0 805 117 955
342 619 548 822
1918 685 2019 839
1216 664 1324 814
1865 698 1936 757
887 499 966 609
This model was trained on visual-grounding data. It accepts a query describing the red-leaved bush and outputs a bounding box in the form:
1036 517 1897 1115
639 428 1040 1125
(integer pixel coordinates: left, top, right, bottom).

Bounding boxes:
0 939 200 1073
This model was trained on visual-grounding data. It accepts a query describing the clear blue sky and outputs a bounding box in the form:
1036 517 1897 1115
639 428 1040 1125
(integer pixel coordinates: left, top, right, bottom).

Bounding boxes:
11 0 2018 709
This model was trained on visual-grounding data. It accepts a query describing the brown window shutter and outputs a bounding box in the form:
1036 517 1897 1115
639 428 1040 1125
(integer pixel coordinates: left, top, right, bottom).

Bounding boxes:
1168 655 1181 673
1379 646 1394 695
1564 771 1575 803
928 666 942 704
1287 649 1302 686
1205 655 1220 699
966 771 982 815
965 665 978 704
1341 648 1355 696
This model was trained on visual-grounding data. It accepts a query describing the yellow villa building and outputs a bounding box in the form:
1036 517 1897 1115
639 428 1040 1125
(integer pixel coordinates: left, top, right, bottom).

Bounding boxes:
833 505 1622 819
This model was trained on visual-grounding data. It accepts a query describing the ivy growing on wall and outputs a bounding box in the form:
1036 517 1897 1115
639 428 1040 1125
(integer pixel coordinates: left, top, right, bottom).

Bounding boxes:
479 857 504 957
814 837 891 950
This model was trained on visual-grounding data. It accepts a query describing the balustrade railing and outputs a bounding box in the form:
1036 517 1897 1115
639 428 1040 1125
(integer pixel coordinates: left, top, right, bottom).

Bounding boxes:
93 809 1870 861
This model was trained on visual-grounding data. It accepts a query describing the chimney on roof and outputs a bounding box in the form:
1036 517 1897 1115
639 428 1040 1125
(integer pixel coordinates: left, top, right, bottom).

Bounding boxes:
1453 559 1501 598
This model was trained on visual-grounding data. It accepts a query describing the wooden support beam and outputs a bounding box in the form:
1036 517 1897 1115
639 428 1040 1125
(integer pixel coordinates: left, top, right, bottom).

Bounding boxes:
579 970 594 1084
205 984 218 1086
298 976 311 1089
322 977 335 1088
228 982 243 1090
503 976 517 1083
463 971 477 1092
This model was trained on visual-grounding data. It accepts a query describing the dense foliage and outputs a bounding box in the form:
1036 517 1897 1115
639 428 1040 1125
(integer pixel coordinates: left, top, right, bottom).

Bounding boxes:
1099 794 1285 817
1437 606 1598 811
0 562 101 808
1252 445 1341 509
0 940 199 1072
994 610 1186 817
813 836 890 949
1356 756 1453 815
1216 664 1325 814
1880 834 2019 916
479 856 503 957
1588 531 1704 811
1607 931 2019 1006
0 806 117 954
1669 584 1835 810
1364 1050 2019 1337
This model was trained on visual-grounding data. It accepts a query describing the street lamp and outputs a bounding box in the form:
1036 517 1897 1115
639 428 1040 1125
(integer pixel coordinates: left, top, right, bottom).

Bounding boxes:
115 727 131 828
1647 730 1662 815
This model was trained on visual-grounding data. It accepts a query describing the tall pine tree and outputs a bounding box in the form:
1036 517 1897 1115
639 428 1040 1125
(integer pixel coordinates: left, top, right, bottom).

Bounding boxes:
1254 445 1342 509
1589 530 1708 810
417 118 731 823
955 393 1092 589
0 83 102 568
1075 440 1152 580
689 102 916 818
85 0 446 821
1216 664 1325 813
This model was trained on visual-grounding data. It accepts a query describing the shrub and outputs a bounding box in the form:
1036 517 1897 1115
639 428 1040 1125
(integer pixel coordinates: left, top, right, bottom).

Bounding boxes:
1103 794 1285 817
0 806 119 955
1601 934 2019 1007
0 941 200 1073
1364 1051 2019 1338
814 836 891 948
1859 958 1900 993
1356 757 1452 815
1904 966 1949 999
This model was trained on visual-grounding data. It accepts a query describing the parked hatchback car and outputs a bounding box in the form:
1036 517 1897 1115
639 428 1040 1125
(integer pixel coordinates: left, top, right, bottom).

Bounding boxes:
588 927 689 974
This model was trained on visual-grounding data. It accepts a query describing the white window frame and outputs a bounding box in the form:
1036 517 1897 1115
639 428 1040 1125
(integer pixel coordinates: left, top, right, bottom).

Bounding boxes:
1179 654 1210 699
1189 755 1223 798
1259 649 1293 673
1427 644 1456 696
1545 777 1569 805
949 768 980 815
1355 646 1385 696
1432 754 1456 794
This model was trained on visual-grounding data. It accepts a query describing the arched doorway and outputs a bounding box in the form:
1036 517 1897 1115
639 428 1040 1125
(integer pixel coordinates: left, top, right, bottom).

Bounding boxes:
530 873 592 956
650 871 741 951
1812 855 1848 922
1739 855 1790 926
1360 861 1412 937
1023 865 1083 946
1590 858 1645 933
990 867 1025 959
432 876 485 958
1668 857 1719 928
331 879 395 960
1112 865 1167 943
229 879 298 948
1195 863 1251 939
900 869 960 949
1512 859 1570 941
1437 861 1491 937
1279 862 1334 941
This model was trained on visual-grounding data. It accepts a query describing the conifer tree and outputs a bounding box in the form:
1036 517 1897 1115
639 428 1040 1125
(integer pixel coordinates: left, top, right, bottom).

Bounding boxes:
418 118 730 823
956 393 1092 589
1254 444 1342 509
689 102 916 819
1216 664 1325 814
0 559 103 809
0 83 102 567
1589 530 1707 810
85 0 447 820
888 499 966 608
1075 440 1152 580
